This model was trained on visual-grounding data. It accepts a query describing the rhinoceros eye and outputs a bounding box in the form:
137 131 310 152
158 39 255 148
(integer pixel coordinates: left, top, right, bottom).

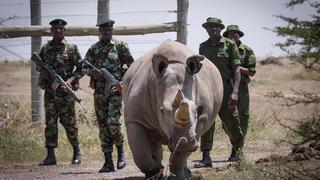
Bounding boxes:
197 106 203 116
160 106 164 115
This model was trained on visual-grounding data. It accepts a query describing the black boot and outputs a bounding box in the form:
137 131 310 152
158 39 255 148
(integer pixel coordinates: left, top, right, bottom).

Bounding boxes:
116 145 126 169
39 147 57 166
98 152 115 173
194 150 212 168
71 145 81 164
228 147 241 162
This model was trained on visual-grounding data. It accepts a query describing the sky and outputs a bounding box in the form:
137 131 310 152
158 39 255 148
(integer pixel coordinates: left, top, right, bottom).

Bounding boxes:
0 0 314 60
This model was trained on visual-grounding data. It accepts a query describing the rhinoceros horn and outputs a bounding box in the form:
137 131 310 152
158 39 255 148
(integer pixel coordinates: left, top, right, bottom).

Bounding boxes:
174 90 191 126
172 89 184 109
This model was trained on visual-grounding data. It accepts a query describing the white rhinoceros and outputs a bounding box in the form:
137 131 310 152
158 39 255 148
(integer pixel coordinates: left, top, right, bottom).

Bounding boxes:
122 40 223 179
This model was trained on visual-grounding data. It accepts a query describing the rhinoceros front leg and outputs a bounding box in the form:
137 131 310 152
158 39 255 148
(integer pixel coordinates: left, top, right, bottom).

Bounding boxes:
195 113 210 139
126 122 163 178
168 151 191 180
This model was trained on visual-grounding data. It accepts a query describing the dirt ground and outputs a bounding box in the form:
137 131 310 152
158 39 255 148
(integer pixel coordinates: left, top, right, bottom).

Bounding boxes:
0 57 319 179
0 160 143 180
0 140 287 180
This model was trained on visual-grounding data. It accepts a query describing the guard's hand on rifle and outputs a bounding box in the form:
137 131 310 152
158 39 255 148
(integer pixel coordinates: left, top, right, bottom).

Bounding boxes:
91 69 104 80
63 77 76 91
116 83 123 93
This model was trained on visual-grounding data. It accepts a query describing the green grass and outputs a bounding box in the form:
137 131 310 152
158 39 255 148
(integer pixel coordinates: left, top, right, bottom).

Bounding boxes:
189 159 320 180
0 128 43 163
0 102 287 164
1 99 317 179
0 106 138 164
0 121 105 164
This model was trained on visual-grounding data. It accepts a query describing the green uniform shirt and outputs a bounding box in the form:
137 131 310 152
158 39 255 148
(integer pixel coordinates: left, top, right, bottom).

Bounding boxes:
84 38 134 92
199 37 240 81
38 39 83 92
238 41 256 83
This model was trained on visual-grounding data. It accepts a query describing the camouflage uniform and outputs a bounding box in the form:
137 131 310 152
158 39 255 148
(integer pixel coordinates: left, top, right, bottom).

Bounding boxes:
199 37 244 151
237 42 256 139
38 39 83 148
84 38 133 154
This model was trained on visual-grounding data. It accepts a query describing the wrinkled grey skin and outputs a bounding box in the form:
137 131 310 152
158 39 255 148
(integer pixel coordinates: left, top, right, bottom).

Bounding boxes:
122 40 223 179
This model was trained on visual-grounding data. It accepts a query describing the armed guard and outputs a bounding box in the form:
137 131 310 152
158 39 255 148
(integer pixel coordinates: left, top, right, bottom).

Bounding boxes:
38 19 83 166
83 17 134 173
194 17 244 168
223 25 256 161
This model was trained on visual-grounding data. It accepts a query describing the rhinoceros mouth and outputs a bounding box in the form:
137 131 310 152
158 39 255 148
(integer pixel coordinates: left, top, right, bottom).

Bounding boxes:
168 136 198 152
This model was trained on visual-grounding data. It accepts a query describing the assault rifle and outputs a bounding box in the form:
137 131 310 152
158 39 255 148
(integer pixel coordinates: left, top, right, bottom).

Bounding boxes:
82 59 122 92
31 52 87 111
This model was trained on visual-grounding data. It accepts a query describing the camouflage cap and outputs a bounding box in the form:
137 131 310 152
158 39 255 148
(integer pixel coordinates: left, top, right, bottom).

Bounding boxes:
96 17 115 27
202 17 225 29
49 19 67 26
223 25 244 37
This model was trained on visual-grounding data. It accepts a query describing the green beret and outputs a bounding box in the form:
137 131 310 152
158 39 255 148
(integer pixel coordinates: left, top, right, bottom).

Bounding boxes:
202 17 225 29
49 19 67 26
223 25 244 37
96 17 115 27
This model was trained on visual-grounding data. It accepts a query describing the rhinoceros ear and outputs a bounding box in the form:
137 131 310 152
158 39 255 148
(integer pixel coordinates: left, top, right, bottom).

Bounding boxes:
186 55 204 75
152 54 169 77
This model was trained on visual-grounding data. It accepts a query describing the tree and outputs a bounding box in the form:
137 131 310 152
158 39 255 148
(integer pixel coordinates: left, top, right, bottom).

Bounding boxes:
273 0 320 72
260 3 320 177
269 0 320 150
